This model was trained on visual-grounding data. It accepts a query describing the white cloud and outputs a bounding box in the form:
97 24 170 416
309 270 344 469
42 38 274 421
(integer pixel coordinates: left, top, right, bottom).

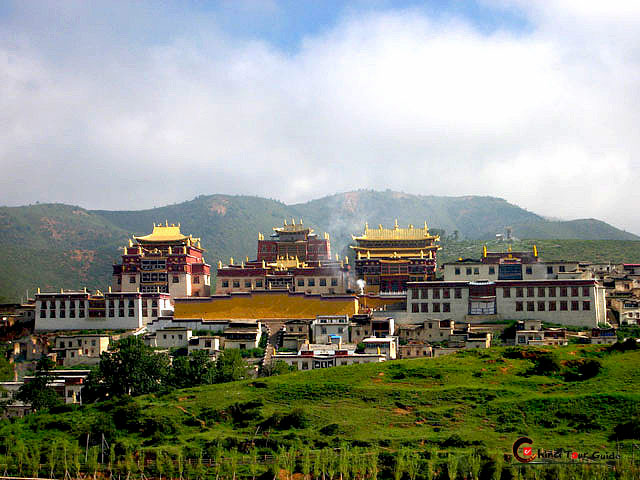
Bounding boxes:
1 2 640 233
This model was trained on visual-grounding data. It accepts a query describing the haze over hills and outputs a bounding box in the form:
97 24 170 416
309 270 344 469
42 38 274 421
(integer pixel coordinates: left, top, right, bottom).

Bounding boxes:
0 190 638 301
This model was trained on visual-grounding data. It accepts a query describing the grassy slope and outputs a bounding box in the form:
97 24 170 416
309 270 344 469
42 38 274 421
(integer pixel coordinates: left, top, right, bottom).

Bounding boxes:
3 346 640 457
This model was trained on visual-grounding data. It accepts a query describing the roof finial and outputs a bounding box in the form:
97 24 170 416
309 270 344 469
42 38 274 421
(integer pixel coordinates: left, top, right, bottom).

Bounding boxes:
284 219 287 226
394 219 399 229
165 219 168 227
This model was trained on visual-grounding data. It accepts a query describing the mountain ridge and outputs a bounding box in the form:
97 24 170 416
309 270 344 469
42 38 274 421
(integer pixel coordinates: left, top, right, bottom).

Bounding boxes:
1 190 638 301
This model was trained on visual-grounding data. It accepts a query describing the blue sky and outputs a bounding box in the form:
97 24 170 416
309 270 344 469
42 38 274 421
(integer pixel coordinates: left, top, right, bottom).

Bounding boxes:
2 1 640 233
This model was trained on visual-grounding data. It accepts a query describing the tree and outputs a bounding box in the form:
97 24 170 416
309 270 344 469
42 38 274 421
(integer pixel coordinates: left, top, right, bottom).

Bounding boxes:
16 355 62 411
83 336 169 401
167 350 216 388
215 349 249 383
262 360 296 377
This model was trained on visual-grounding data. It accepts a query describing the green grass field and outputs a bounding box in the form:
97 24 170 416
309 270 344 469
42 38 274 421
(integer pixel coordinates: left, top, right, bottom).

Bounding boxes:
2 345 640 479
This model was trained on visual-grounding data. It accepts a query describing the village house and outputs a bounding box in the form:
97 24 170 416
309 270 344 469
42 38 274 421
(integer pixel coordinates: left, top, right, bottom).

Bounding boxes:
396 319 456 343
514 320 568 346
362 336 398 360
187 335 222 356
398 342 432 359
146 327 192 349
311 315 349 344
590 327 618 345
222 321 262 349
51 333 110 366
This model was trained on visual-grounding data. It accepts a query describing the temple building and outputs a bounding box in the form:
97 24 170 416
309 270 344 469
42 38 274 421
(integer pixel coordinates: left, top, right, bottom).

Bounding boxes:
406 247 607 328
34 288 173 331
442 245 586 282
351 220 441 294
112 223 211 297
216 219 352 295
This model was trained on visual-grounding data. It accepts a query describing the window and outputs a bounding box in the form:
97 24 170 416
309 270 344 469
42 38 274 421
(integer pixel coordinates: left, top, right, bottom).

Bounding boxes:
412 304 419 313
527 287 535 297
582 287 589 297
421 288 429 299
571 301 579 311
245 280 251 288
308 279 315 287
560 287 568 297
489 266 495 275
559 265 566 272
222 280 229 288
516 302 523 311
128 300 134 308
337 327 343 333
516 288 523 298
433 289 440 299
538 287 545 297
583 301 591 310
178 335 183 340
40 309 46 318
321 327 327 334
433 303 440 313
560 301 568 311
443 303 450 313
527 301 534 312
117 277 122 285
571 287 579 297
548 301 556 311
129 276 136 283
233 281 240 288
443 288 450 299
454 288 462 299
473 267 479 275
548 287 556 297
455 267 461 275
466 267 472 275
152 309 157 317
91 340 96 346
547 266 553 274
298 279 304 287
163 334 167 339
193 276 200 284
256 280 263 287
420 303 428 313
320 278 327 286
119 309 124 317
526 267 532 275
331 278 338 286
503 287 511 298
538 301 545 311
173 276 179 283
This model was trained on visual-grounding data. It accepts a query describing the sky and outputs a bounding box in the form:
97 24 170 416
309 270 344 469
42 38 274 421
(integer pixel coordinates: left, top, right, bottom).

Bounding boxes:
1 1 640 232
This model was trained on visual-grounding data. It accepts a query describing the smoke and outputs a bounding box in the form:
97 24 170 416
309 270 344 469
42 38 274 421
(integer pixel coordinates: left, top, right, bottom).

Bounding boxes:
356 279 366 295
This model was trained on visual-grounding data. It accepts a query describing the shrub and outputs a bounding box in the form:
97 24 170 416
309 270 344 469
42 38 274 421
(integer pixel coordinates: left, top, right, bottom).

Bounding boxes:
562 358 602 381
613 418 640 440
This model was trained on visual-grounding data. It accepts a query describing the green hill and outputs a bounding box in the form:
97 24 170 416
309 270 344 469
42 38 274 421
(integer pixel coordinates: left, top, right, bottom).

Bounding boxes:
1 191 638 301
1 345 639 477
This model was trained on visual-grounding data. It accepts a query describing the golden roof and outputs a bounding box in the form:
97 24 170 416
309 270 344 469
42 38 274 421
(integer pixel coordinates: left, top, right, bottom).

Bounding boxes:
174 292 358 320
273 218 312 234
134 223 200 244
352 220 438 241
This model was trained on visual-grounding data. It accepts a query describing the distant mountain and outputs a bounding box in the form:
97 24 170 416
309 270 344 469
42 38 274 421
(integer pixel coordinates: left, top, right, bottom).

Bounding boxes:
1 191 637 301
